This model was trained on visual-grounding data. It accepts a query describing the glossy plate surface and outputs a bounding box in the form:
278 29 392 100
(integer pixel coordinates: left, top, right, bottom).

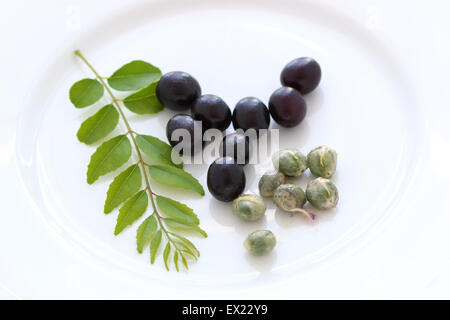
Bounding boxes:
1 0 449 298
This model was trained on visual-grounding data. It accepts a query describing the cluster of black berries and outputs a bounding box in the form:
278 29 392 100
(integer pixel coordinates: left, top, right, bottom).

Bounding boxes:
157 57 321 202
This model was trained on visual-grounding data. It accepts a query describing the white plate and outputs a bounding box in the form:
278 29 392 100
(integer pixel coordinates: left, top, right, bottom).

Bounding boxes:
2 0 450 299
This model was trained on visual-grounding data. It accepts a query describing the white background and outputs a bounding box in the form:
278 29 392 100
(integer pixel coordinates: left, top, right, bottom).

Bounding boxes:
1 0 450 299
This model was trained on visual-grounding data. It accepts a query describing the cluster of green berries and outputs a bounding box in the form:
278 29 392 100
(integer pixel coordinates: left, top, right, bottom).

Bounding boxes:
262 146 339 212
235 146 339 256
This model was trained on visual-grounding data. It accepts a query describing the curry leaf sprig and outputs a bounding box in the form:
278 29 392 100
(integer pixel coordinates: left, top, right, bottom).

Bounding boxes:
70 50 206 271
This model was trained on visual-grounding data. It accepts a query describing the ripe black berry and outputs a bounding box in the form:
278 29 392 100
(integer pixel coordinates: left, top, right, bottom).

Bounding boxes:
232 97 270 132
207 157 246 202
156 71 201 111
166 114 202 154
269 87 306 128
280 57 321 94
191 94 231 131
219 132 250 165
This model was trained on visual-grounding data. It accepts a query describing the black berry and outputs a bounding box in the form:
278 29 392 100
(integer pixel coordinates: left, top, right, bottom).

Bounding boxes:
269 87 306 128
207 157 246 202
280 57 321 94
232 97 270 132
191 94 231 131
156 71 201 111
219 132 250 165
166 114 202 154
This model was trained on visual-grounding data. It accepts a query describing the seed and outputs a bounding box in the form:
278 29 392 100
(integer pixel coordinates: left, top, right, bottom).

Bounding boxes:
244 230 276 256
232 194 266 221
307 146 337 178
273 184 315 220
272 149 308 177
258 170 286 197
306 177 339 210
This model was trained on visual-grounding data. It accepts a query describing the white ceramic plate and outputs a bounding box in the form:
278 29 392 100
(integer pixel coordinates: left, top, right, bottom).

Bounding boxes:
2 0 450 299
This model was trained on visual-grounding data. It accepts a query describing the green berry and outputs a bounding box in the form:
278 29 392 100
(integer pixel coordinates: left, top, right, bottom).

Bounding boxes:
244 230 276 256
258 170 286 197
306 177 339 210
307 146 337 178
273 184 306 211
273 184 315 220
232 194 266 221
272 149 308 177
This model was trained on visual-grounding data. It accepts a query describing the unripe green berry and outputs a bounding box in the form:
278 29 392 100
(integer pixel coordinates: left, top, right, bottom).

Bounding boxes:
273 184 306 211
244 230 276 256
258 170 286 197
273 184 315 220
307 146 337 178
272 149 308 177
306 177 339 210
232 194 266 221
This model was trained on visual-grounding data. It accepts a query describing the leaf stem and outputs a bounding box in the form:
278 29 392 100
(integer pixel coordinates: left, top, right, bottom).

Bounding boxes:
74 50 185 262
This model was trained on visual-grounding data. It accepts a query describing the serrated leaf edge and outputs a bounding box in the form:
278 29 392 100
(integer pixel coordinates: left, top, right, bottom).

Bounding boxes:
104 164 141 214
87 135 131 184
136 215 157 254
114 190 148 235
